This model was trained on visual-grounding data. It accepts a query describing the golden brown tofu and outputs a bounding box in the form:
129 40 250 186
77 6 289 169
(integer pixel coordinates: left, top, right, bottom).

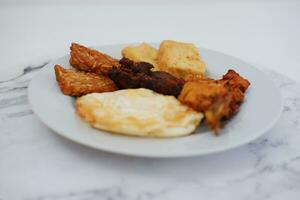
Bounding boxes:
157 40 206 79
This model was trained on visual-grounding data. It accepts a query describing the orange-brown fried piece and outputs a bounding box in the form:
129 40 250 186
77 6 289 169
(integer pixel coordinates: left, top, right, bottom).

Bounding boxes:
185 74 209 82
54 65 117 97
217 70 250 114
221 70 250 92
178 70 250 134
69 43 120 75
178 80 232 132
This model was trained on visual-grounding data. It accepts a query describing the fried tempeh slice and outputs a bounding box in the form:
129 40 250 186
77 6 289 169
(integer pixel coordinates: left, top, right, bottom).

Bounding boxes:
69 43 120 75
54 65 117 97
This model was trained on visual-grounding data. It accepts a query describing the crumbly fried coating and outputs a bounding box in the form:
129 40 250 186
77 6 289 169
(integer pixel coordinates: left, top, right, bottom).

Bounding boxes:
122 43 158 68
217 70 250 115
179 80 232 132
69 43 120 75
219 69 250 93
178 69 250 133
157 40 206 79
54 65 117 97
108 58 185 97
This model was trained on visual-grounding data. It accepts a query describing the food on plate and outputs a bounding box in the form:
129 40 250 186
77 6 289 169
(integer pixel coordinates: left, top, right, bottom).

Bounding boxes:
157 40 206 79
218 70 251 113
69 43 120 75
121 43 158 68
108 58 185 97
76 88 203 137
178 78 231 132
53 40 250 136
54 65 117 96
178 70 250 133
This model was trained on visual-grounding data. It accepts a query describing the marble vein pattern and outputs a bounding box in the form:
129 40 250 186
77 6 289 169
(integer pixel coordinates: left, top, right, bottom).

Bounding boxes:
0 64 300 200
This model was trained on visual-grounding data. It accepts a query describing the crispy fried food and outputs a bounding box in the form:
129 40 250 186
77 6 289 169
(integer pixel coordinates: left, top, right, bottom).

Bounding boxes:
217 70 250 115
54 65 117 97
220 70 250 92
178 80 232 132
185 74 210 82
157 40 206 79
108 58 185 97
178 70 250 133
69 43 120 75
122 43 158 68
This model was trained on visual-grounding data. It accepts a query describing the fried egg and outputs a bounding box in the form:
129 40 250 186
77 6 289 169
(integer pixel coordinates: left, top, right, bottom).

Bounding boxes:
76 88 203 137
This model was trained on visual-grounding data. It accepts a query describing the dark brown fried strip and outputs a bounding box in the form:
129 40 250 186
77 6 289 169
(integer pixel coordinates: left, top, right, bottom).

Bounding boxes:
108 58 185 97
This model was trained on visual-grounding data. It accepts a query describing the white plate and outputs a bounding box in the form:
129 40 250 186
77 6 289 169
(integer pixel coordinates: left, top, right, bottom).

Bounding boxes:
28 44 283 158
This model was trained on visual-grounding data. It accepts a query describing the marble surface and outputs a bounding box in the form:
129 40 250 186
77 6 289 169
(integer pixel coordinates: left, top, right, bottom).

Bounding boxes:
0 61 300 200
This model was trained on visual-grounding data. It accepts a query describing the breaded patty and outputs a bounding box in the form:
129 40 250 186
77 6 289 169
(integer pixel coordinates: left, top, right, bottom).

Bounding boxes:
121 43 158 68
54 65 117 96
157 40 206 79
76 89 203 137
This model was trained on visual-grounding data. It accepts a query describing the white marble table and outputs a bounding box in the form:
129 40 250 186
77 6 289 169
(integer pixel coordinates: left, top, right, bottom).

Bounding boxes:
0 57 300 200
1 2 300 200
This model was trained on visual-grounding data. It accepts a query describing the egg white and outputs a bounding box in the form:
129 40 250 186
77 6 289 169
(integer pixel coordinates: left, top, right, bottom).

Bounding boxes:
76 88 203 137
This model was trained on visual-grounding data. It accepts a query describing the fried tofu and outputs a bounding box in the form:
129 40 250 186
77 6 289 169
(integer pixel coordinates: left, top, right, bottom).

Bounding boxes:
121 43 158 68
54 65 117 97
157 40 206 79
69 43 120 75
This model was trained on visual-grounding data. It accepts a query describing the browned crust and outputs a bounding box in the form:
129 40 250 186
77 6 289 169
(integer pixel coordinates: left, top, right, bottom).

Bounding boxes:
69 43 120 75
54 65 117 96
178 69 250 134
